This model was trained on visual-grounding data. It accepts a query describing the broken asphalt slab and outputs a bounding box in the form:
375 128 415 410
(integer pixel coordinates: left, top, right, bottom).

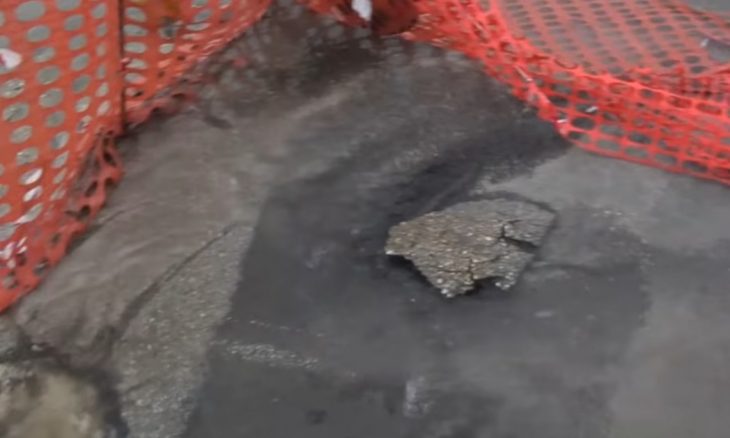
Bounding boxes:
386 198 555 296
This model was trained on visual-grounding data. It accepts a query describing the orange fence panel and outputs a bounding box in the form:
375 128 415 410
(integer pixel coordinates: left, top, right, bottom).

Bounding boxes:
0 0 270 310
0 0 124 309
121 0 271 124
311 0 730 181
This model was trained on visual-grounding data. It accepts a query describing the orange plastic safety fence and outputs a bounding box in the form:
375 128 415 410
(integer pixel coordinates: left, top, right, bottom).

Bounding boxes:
0 0 124 310
312 0 730 181
122 0 271 124
0 0 269 311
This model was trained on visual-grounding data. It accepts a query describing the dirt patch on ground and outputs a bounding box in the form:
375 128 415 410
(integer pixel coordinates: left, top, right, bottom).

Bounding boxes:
0 361 125 438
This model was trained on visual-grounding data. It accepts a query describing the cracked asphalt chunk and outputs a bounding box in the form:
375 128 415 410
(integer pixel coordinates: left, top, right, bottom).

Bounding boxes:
385 198 555 297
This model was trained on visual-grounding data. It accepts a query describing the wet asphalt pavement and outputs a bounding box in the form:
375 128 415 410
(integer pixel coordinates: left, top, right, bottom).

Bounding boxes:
181 3 730 437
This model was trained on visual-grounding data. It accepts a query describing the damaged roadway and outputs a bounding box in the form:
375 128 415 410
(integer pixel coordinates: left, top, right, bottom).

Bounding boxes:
386 199 555 296
3 1 730 438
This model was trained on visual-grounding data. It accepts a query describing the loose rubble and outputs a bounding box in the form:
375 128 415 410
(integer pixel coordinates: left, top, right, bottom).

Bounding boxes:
0 362 115 438
385 198 555 297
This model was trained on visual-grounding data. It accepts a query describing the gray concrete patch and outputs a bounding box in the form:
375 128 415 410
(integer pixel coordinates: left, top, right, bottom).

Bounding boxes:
473 149 730 438
0 317 21 360
112 225 253 438
686 0 730 12
475 148 730 252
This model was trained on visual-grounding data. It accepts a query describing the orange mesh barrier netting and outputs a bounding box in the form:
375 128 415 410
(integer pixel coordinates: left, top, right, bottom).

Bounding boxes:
310 0 730 178
122 0 270 124
0 0 270 310
0 0 728 310
0 0 124 309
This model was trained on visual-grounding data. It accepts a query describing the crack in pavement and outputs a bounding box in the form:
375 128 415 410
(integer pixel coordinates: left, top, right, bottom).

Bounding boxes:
90 222 243 364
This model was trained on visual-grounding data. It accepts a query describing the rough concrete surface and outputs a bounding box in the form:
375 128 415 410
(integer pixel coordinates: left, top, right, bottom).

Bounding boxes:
2 0 730 437
0 317 21 360
386 199 554 296
475 149 730 438
111 226 252 438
